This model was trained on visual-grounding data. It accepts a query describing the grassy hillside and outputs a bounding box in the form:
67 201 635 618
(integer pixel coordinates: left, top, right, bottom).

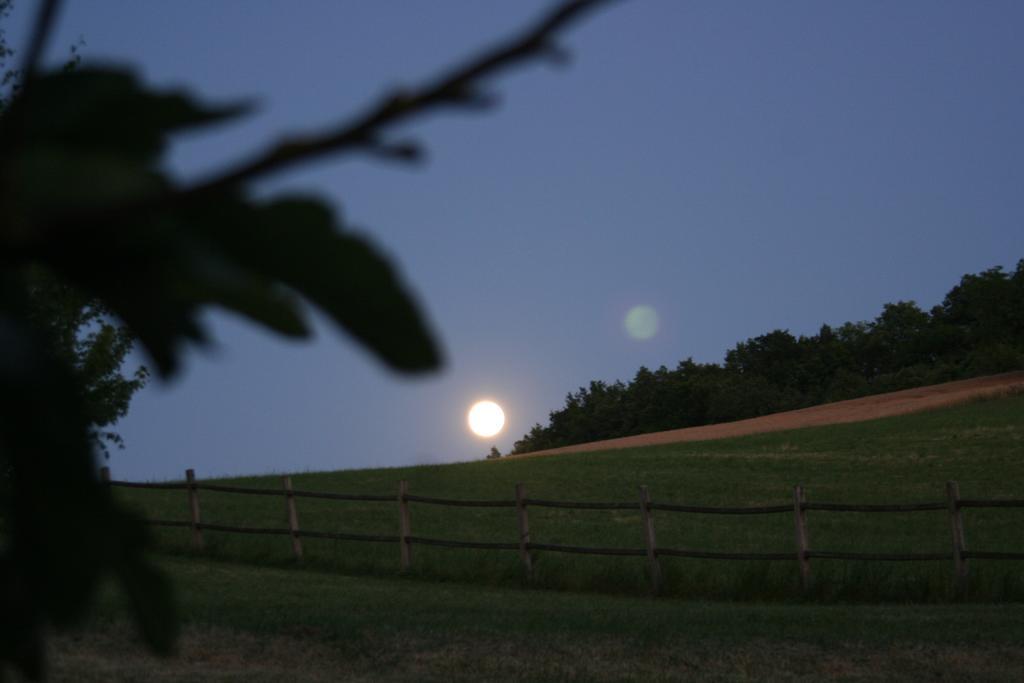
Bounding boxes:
113 393 1024 602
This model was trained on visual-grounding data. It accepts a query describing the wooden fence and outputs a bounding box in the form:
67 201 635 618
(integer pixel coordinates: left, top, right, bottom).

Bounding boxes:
100 467 1024 596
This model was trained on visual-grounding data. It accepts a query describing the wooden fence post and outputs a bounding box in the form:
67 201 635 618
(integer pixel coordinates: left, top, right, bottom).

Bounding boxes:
946 480 968 598
283 476 303 560
638 485 663 595
99 466 111 484
793 484 810 591
398 480 412 570
515 483 532 578
186 468 204 550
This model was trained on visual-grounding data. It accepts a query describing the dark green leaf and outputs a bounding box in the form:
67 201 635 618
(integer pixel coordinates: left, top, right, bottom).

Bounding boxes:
186 195 443 372
1 67 250 162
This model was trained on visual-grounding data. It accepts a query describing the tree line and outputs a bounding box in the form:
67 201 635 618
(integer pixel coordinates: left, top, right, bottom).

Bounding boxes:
511 260 1024 454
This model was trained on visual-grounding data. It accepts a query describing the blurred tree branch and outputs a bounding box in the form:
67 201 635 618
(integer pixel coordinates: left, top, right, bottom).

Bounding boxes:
17 0 58 80
47 0 612 236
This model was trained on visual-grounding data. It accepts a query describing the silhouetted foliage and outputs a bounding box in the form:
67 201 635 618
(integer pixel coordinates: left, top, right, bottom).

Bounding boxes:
21 267 149 455
1 33 149 459
0 0 611 678
513 261 1024 454
486 446 502 460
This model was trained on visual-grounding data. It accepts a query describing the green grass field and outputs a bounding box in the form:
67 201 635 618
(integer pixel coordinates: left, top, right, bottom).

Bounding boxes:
48 557 1024 682
112 392 1024 603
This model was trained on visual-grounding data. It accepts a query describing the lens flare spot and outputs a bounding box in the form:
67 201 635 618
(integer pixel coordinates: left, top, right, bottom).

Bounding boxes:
624 305 659 340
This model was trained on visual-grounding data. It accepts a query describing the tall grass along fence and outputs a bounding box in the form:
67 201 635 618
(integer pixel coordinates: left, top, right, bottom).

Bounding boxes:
101 468 1024 597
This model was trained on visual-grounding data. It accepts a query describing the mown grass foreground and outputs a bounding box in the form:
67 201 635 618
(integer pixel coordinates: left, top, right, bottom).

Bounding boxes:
113 393 1024 602
50 557 1024 682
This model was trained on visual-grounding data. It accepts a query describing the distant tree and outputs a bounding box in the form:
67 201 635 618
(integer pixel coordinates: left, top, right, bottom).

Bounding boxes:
22 267 149 455
937 261 1024 353
864 301 933 377
724 329 805 392
513 422 556 454
939 261 1024 375
0 1 13 80
0 1 611 678
486 446 502 460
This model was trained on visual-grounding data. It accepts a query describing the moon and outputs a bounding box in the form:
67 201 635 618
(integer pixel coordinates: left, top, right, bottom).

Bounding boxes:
468 400 505 438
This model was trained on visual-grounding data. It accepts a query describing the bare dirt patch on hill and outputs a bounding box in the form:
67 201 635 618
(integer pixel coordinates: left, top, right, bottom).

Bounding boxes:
517 371 1024 458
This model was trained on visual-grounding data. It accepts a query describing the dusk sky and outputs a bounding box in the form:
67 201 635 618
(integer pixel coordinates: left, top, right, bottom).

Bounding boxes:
8 1 1023 481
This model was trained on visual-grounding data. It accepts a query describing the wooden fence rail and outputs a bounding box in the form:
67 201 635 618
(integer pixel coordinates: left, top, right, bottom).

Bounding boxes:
100 467 1024 597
